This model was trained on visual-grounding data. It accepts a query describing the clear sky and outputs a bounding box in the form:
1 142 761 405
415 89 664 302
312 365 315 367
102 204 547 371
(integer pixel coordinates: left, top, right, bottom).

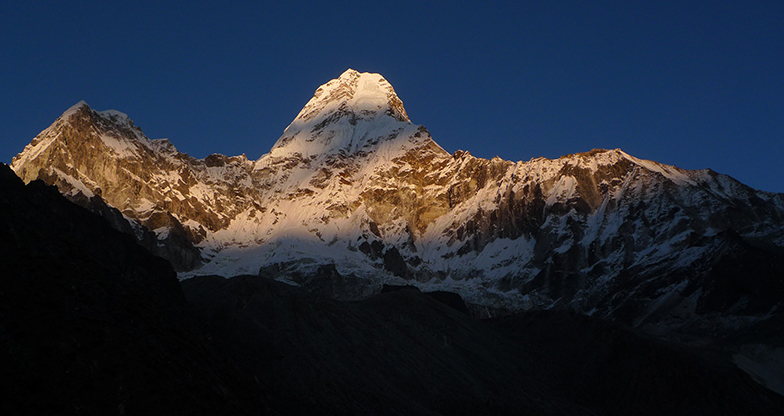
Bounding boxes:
2 1 782 192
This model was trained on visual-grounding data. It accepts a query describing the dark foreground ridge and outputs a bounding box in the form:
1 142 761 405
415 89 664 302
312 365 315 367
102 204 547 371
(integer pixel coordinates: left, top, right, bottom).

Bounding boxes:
0 164 272 415
183 276 784 416
1 162 783 415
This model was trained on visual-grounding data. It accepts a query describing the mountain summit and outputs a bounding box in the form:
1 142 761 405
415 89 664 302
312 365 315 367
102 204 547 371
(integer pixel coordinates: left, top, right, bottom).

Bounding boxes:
270 69 412 159
11 71 784 352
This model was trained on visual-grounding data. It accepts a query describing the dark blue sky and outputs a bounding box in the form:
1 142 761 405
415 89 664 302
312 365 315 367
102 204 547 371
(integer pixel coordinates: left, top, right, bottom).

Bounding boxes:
2 1 782 192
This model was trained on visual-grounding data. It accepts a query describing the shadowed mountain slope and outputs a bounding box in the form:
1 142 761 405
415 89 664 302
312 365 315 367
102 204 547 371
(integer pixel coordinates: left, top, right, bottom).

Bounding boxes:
0 163 273 415
183 274 784 416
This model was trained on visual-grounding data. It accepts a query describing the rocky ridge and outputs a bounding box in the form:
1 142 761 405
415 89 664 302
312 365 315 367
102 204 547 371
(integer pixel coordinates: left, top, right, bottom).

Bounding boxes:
11 70 784 341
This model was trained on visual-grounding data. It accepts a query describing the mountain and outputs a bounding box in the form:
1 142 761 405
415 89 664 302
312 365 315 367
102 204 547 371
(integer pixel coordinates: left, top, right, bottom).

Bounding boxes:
11 69 784 338
5 162 784 415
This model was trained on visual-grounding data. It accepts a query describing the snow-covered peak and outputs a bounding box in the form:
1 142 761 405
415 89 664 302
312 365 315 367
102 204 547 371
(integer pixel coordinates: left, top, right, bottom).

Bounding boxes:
11 100 156 173
55 102 139 133
269 69 413 159
98 108 133 125
60 100 91 120
298 69 408 122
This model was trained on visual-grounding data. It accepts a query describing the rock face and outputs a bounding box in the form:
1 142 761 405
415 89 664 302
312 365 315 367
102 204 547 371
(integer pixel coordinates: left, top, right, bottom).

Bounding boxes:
10 103 204 271
11 69 784 339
